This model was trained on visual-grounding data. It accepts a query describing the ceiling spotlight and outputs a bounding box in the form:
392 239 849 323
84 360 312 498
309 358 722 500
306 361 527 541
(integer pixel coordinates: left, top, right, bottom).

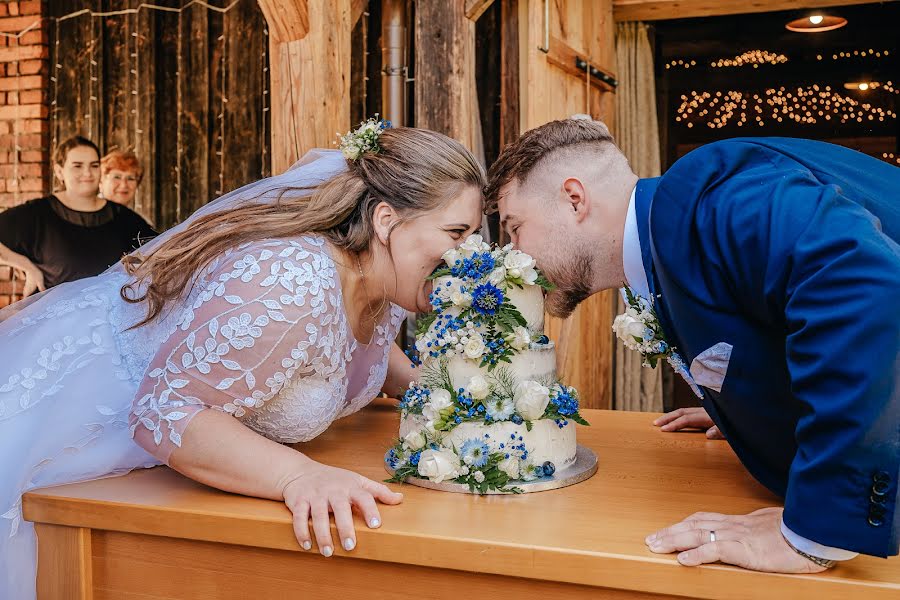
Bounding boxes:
843 82 879 91
786 14 847 33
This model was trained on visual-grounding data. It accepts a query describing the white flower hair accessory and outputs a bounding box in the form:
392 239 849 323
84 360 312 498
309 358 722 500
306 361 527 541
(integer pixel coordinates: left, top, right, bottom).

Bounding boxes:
337 115 392 161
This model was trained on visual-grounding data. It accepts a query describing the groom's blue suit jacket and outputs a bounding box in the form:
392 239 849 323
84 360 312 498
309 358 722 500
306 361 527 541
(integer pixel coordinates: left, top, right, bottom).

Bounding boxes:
634 137 899 557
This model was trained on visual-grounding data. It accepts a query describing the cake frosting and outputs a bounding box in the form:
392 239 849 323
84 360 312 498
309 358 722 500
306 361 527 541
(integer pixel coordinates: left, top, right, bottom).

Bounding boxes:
385 235 588 493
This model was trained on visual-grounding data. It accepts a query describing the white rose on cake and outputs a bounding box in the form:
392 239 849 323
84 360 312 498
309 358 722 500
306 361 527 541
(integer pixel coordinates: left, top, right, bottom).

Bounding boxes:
497 456 520 480
506 326 531 350
463 332 486 360
422 388 454 422
488 267 507 285
449 285 472 307
514 380 551 420
504 249 538 285
467 375 491 400
459 234 490 257
417 447 461 483
442 247 461 268
402 430 426 451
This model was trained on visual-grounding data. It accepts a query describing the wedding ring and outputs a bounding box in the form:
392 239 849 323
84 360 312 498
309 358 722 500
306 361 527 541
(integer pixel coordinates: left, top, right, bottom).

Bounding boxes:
709 530 717 543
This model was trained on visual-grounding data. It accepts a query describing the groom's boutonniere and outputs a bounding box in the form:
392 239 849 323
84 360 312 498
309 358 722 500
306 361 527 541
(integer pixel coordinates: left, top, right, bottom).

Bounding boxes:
613 286 704 399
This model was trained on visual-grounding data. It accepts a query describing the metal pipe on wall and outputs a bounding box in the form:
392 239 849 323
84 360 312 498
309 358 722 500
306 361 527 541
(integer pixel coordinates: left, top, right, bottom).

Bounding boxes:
381 0 408 126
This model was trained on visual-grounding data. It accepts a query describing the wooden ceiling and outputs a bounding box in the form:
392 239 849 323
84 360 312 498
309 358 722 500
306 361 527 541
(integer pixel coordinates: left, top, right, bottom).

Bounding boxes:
614 0 881 22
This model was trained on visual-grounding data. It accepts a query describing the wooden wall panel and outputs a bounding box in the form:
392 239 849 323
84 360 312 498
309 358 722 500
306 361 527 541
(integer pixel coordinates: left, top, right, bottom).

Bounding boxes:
519 0 618 409
47 0 270 231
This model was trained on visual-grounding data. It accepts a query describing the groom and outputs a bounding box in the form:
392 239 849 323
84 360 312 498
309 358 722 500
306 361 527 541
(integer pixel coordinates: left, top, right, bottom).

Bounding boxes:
485 118 899 573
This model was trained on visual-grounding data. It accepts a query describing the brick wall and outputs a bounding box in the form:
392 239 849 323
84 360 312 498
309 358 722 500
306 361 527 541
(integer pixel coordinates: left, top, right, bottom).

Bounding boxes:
0 0 49 307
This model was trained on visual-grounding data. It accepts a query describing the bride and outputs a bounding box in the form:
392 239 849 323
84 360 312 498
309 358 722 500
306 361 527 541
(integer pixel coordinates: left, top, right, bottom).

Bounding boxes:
0 120 485 598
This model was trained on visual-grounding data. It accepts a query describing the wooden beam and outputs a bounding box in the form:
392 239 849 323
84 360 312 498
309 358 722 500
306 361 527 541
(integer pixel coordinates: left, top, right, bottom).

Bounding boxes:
466 0 497 21
352 0 368 26
546 35 618 92
257 0 309 43
415 0 479 152
265 0 352 172
613 0 877 23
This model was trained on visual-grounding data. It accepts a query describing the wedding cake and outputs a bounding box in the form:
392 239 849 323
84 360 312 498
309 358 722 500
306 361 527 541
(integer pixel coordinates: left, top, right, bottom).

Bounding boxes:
385 235 588 493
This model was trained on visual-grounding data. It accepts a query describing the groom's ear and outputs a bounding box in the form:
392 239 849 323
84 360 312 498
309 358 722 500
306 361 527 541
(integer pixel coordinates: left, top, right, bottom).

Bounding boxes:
372 201 397 245
561 177 589 223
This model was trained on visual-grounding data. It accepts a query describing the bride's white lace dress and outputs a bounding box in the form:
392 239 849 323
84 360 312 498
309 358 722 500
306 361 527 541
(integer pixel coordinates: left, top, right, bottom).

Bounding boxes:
0 234 406 600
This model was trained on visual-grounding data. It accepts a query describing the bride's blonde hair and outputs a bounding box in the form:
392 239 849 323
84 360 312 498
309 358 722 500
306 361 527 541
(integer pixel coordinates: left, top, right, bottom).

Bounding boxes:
121 127 486 327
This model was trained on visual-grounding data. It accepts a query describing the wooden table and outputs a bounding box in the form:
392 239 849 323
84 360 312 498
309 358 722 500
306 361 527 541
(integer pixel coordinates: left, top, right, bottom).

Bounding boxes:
24 402 900 600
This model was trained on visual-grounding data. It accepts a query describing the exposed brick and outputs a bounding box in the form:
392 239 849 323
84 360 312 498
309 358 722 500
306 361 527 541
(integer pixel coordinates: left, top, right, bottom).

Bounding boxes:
0 5 9 18
0 43 48 62
0 121 8 135
0 191 25 207
8 3 20 18
0 103 48 119
17 58 46 75
19 1 43 17
19 29 46 46
18 149 45 162
0 163 42 177
0 16 39 34
0 74 42 91
11 118 47 134
17 88 44 104
6 176 43 192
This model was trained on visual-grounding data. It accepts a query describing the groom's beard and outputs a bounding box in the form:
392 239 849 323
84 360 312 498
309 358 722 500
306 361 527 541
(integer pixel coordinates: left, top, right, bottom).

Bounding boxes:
543 253 594 319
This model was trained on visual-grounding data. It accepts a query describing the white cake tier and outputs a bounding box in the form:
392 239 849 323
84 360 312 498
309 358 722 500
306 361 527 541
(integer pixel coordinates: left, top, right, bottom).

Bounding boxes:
400 414 577 471
444 342 557 392
504 282 544 332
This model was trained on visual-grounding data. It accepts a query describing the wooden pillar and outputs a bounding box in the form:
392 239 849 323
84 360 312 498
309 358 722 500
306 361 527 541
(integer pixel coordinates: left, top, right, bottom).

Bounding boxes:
257 0 352 173
35 523 93 600
414 0 480 153
518 0 618 409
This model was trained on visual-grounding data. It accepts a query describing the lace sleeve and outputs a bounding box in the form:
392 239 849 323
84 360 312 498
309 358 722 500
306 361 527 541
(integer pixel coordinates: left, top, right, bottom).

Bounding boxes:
129 237 346 463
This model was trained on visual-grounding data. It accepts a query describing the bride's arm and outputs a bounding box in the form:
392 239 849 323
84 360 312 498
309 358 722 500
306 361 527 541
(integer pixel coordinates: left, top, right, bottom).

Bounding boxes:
161 409 401 556
381 342 419 397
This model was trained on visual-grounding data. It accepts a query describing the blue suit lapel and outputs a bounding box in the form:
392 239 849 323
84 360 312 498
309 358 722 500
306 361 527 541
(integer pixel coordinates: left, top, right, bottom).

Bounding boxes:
634 178 688 364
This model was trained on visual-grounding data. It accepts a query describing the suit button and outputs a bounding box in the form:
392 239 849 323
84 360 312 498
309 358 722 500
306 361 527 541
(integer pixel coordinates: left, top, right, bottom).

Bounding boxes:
869 504 886 518
872 480 890 495
871 493 887 505
873 471 891 483
868 515 885 527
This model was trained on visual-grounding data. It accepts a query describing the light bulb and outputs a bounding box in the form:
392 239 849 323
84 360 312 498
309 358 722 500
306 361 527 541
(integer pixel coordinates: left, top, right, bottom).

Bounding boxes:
809 15 824 25
859 83 869 90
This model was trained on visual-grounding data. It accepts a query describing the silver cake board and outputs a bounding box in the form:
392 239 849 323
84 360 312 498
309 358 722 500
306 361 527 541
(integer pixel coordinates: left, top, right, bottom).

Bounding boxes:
384 445 598 495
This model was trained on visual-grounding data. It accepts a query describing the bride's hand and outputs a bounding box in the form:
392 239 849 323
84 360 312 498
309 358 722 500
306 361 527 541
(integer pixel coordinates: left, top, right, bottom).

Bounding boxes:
281 462 403 557
653 407 724 439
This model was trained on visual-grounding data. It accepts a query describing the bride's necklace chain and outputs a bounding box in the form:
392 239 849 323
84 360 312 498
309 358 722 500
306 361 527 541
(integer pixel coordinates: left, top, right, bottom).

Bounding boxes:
356 253 387 324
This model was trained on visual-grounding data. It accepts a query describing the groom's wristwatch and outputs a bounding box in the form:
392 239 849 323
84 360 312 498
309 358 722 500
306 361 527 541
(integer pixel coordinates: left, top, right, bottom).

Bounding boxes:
781 534 837 569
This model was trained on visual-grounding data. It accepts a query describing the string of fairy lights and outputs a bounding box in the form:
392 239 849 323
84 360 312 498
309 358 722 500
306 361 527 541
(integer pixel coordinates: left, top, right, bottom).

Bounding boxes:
1 0 269 214
882 152 900 165
666 44 897 140
676 85 897 129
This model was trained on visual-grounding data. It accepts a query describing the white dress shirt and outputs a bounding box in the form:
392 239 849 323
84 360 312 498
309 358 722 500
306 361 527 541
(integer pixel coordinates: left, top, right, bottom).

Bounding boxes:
620 186 857 561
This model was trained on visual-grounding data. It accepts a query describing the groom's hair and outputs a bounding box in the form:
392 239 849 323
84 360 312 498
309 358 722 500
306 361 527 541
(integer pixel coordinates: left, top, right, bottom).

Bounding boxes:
484 118 619 214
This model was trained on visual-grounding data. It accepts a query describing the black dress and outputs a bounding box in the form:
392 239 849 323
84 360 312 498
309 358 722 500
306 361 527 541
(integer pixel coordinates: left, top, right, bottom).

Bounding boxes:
0 195 157 288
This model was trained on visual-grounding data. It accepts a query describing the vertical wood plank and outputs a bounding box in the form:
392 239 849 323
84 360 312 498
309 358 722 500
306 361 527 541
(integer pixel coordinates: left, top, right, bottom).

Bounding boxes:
266 0 352 173
35 523 93 600
414 0 478 152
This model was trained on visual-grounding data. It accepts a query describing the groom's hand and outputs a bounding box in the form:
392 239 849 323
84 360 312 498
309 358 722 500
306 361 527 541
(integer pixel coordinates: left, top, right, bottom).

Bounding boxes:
653 407 724 439
645 507 828 573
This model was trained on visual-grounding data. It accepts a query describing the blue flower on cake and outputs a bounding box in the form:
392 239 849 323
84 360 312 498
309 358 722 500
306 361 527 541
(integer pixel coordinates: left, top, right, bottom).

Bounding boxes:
385 235 590 493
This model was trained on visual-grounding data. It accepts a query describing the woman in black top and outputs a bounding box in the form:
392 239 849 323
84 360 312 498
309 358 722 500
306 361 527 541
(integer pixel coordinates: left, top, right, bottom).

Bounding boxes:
0 136 156 295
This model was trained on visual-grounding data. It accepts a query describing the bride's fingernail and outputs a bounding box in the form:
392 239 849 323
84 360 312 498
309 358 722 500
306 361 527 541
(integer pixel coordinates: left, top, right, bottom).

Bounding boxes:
322 546 333 557
302 540 312 551
369 518 381 528
343 538 356 551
